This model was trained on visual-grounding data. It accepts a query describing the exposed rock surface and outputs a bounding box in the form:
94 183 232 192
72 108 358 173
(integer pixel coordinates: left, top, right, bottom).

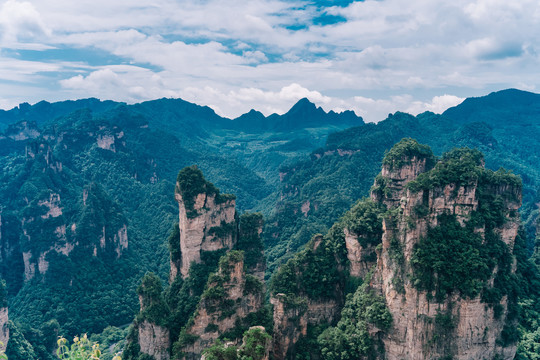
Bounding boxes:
174 186 236 279
270 140 521 360
271 295 339 360
133 167 267 360
180 252 264 359
0 307 8 352
370 147 520 360
138 320 170 360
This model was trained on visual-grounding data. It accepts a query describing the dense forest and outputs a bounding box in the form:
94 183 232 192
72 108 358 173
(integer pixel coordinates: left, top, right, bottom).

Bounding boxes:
0 89 539 359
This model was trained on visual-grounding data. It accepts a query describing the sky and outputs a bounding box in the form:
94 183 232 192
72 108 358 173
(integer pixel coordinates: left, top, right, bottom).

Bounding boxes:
0 0 539 122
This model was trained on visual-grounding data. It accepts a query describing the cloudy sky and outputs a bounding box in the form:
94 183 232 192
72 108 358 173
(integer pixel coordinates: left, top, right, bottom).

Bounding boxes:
0 0 538 122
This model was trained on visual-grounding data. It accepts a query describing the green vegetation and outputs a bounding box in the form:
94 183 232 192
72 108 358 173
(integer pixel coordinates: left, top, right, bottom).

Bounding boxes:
236 213 264 272
0 280 6 308
409 148 522 303
1 89 540 359
382 138 436 170
411 214 495 301
270 223 346 302
318 281 392 360
342 199 384 246
176 166 235 218
56 334 121 360
136 273 170 326
203 327 271 360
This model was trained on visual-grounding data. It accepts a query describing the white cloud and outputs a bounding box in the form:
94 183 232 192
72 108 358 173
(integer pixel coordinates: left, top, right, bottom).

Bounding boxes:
0 0 539 123
406 95 465 115
0 0 51 47
59 66 178 102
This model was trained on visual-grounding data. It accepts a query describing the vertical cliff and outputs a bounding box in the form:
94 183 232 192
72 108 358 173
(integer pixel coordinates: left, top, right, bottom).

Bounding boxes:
270 230 346 359
173 165 237 280
177 251 264 359
269 138 523 360
129 166 269 360
0 280 8 352
135 273 171 360
371 140 521 359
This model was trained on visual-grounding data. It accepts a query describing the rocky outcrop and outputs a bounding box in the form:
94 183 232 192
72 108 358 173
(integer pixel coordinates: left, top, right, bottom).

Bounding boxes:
369 142 521 360
5 121 40 141
130 167 267 360
271 295 339 360
138 320 170 360
173 166 237 279
0 279 8 352
270 140 522 360
180 251 264 359
270 232 344 359
135 272 171 360
0 307 7 352
20 184 128 280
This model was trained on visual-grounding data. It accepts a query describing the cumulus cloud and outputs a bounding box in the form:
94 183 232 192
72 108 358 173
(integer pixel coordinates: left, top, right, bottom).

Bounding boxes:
59 66 178 102
0 0 539 122
406 95 465 115
0 0 51 47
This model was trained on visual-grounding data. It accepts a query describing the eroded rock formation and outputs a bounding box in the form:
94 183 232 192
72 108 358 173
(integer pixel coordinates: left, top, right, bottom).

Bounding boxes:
270 139 522 360
131 166 268 360
173 166 237 279
0 307 7 352
180 251 264 359
372 144 521 359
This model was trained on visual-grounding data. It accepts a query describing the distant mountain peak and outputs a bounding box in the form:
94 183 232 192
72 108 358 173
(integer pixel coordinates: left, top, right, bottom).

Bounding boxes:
287 97 318 114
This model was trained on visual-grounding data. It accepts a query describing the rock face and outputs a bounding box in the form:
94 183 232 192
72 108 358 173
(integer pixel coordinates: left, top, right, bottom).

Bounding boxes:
180 251 264 359
270 139 521 360
0 307 8 352
138 320 170 360
369 143 521 360
269 233 344 359
173 166 237 279
135 272 171 360
271 295 339 360
131 167 267 360
20 184 129 281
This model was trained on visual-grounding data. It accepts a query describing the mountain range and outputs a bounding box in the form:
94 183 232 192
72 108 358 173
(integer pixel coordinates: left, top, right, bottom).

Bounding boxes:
0 89 539 359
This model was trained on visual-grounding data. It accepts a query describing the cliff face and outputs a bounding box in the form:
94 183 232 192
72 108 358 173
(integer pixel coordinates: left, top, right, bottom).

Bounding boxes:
20 183 128 281
271 294 340 360
138 320 170 360
270 232 345 359
131 166 268 360
369 142 521 359
180 251 264 359
270 139 522 360
134 272 171 360
0 307 7 352
173 166 237 280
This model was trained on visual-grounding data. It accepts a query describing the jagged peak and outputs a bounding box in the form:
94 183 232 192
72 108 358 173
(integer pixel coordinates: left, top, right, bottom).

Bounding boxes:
287 97 318 113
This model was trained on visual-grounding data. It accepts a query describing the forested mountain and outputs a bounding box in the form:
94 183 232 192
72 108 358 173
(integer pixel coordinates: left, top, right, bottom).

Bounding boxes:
0 89 539 359
0 97 361 359
266 89 540 274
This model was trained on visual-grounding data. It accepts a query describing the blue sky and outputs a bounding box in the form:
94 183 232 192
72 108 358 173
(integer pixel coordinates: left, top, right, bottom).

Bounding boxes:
0 0 538 122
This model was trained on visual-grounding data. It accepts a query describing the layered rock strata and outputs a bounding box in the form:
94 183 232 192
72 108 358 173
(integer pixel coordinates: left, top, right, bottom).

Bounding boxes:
370 144 521 359
270 140 521 360
180 251 264 359
138 320 170 360
0 307 7 352
173 166 237 279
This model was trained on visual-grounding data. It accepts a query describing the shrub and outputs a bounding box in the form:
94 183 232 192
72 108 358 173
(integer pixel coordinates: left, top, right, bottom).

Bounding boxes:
56 334 121 360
